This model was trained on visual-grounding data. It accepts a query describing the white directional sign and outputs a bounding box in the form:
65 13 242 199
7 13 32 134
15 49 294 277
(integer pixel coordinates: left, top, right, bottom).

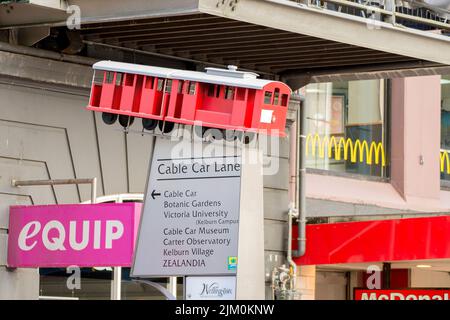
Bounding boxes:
132 138 242 277
185 276 236 300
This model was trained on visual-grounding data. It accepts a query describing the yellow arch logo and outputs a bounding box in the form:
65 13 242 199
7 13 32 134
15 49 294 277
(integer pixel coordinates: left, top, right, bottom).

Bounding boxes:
440 150 450 174
305 133 386 167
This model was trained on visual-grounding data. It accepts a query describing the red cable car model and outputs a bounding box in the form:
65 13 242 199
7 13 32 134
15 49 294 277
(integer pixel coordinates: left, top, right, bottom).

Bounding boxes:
87 61 291 140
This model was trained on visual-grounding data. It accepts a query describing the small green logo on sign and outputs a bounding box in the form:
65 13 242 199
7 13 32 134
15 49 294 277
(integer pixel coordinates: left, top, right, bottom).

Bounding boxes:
228 256 237 270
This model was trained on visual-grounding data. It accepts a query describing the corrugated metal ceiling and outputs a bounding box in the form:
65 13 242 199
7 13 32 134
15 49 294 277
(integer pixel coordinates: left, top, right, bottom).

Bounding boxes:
79 14 427 78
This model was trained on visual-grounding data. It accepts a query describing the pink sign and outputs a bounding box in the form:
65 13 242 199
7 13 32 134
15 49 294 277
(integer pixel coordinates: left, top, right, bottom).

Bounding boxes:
7 203 141 268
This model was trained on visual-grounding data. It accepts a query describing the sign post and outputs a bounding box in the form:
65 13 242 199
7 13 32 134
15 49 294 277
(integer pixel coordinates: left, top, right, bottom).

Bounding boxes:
132 137 265 299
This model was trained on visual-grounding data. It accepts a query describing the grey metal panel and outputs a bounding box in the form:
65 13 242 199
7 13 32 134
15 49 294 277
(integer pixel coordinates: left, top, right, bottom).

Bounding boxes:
94 112 128 195
0 267 39 300
125 129 154 194
0 158 55 206
263 188 288 221
264 220 287 252
263 156 289 190
0 194 33 230
0 234 6 266
0 119 78 204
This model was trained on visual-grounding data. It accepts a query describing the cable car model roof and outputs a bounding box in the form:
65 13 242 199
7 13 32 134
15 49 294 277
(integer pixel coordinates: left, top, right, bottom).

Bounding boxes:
93 60 281 90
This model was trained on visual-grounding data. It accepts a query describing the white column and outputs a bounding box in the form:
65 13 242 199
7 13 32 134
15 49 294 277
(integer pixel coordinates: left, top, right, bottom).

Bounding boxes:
235 147 265 299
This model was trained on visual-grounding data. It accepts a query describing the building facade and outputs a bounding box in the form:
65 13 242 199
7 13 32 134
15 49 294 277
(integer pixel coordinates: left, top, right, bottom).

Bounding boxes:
0 0 449 300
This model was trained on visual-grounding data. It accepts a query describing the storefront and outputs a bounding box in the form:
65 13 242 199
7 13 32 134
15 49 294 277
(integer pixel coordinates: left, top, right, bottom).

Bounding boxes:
294 215 450 300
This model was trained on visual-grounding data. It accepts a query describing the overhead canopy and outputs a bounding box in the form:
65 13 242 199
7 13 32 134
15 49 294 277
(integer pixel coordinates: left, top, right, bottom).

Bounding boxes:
1 0 449 87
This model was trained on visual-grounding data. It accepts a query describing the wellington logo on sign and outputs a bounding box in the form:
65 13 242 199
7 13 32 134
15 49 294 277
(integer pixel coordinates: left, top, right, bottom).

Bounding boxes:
186 276 236 300
200 282 233 299
8 203 141 268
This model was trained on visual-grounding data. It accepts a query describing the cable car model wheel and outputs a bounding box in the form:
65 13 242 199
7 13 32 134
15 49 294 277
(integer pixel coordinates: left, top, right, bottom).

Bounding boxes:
194 126 254 144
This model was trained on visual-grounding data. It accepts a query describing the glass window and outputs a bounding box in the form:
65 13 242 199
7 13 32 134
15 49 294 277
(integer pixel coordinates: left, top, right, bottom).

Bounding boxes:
236 87 246 101
144 77 154 89
189 82 197 95
207 84 215 97
165 79 172 93
105 71 114 84
273 89 280 105
440 75 450 180
304 79 389 178
156 79 164 91
178 80 184 94
225 86 235 100
281 94 289 106
124 74 133 86
93 70 105 85
115 73 123 86
264 91 272 104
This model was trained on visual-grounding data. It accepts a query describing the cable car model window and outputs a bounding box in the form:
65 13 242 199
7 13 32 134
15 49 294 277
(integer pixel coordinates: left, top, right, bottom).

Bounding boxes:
188 82 197 95
236 87 246 101
145 77 154 89
94 70 104 85
124 74 134 86
214 85 221 98
178 80 184 94
156 79 164 91
225 86 235 100
281 94 289 107
264 91 273 104
273 89 280 105
165 79 173 93
105 71 114 84
207 84 215 97
115 73 123 86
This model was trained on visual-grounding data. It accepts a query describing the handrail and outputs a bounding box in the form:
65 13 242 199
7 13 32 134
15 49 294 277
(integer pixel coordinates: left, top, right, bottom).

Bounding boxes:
289 0 450 33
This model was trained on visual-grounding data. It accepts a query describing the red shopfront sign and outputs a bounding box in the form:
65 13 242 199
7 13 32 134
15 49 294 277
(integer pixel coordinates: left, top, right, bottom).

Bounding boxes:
294 216 450 265
7 203 141 268
355 289 450 300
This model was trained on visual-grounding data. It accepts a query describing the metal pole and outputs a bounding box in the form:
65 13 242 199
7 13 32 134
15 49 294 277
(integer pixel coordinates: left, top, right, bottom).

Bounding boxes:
295 96 307 257
111 267 122 300
287 106 299 290
12 178 98 205
168 277 177 299
12 178 97 187
111 195 122 301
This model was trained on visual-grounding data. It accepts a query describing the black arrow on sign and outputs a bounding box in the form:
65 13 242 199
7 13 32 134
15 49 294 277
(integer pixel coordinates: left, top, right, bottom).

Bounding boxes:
151 190 161 199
